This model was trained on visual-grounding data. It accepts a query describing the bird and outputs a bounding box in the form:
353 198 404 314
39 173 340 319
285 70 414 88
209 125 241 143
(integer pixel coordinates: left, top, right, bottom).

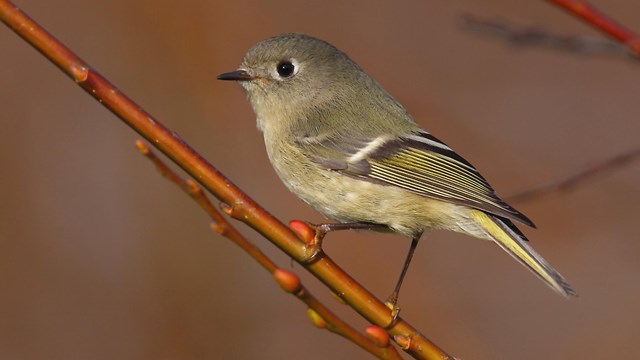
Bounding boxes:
217 33 576 307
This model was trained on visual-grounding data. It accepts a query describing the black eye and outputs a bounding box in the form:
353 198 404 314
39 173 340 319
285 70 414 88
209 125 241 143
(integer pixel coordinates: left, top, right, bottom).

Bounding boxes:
276 61 295 77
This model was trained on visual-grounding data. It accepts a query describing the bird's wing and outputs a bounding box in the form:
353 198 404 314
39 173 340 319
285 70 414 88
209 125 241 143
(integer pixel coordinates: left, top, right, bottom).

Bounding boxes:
297 130 535 228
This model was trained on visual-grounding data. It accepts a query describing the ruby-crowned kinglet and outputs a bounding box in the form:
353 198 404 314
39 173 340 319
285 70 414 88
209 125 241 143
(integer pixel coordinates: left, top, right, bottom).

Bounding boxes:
218 33 576 302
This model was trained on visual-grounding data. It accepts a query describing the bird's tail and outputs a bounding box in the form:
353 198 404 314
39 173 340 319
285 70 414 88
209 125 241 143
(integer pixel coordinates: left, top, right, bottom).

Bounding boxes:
471 210 577 297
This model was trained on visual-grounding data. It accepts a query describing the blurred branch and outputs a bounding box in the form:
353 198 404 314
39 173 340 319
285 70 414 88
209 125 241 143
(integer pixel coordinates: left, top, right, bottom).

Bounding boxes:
509 147 640 203
135 141 402 360
462 14 634 60
463 1 640 61
0 1 451 359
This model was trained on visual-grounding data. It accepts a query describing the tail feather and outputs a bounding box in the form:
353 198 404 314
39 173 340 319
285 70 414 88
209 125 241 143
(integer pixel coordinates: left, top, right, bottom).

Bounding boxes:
472 211 577 297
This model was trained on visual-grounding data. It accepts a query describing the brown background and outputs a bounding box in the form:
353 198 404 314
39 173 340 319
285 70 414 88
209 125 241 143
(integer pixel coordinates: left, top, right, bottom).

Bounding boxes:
1 1 639 359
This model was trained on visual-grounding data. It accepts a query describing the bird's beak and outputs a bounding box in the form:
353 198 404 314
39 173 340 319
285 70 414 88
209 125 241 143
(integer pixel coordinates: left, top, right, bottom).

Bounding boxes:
217 69 254 81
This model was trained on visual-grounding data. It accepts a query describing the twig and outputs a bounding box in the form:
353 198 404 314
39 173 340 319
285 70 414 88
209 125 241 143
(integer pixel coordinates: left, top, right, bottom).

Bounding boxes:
509 146 640 203
135 140 402 360
463 1 640 61
134 140 275 271
0 1 451 359
462 13 633 60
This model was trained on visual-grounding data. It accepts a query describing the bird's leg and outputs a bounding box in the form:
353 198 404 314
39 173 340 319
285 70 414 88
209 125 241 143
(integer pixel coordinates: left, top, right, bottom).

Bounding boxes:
300 222 388 264
384 233 422 327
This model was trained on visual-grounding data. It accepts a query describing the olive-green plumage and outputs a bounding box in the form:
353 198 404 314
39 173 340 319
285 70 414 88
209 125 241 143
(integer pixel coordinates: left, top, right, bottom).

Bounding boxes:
218 33 576 297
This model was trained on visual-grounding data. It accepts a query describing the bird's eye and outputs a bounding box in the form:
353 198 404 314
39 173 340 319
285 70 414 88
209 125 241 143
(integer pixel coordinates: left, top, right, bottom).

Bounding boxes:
276 61 296 78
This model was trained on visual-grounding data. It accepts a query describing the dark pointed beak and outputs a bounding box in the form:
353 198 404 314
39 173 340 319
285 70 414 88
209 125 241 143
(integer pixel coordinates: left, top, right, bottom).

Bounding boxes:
217 69 254 81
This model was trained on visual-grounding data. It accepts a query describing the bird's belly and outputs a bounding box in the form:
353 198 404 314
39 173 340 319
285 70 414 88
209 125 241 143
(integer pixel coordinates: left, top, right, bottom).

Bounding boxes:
277 164 464 237
264 139 488 239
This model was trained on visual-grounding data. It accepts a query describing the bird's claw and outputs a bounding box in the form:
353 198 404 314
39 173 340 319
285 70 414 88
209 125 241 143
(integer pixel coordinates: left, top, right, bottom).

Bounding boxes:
383 300 401 329
299 223 327 264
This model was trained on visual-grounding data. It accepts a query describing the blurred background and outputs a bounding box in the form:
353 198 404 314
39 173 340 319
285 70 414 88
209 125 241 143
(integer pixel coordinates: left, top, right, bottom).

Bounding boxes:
1 1 639 359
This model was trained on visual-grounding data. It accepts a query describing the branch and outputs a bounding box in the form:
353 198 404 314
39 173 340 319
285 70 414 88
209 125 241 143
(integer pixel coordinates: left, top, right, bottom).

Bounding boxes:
508 146 640 203
462 13 634 60
463 1 640 61
0 1 451 359
135 141 402 360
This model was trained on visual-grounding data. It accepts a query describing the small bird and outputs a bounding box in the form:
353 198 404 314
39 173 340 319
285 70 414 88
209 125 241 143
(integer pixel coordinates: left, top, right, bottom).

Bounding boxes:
218 33 576 305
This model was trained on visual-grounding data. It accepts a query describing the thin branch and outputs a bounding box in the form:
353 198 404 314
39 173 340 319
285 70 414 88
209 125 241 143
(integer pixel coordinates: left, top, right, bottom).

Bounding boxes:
463 1 640 61
135 140 402 360
134 140 275 272
508 146 640 203
462 13 634 60
0 1 451 359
